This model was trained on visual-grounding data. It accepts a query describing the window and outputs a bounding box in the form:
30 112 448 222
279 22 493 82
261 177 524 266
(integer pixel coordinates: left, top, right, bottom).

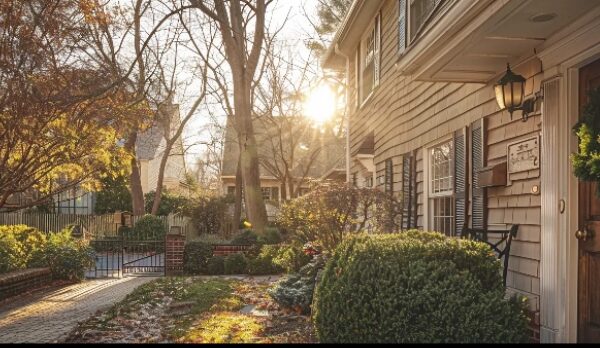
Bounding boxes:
364 176 374 188
352 173 358 187
400 0 442 52
358 13 381 104
429 140 454 236
271 187 279 201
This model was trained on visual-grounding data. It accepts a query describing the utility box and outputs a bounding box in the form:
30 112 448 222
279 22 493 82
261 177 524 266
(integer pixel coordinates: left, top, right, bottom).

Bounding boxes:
479 162 508 187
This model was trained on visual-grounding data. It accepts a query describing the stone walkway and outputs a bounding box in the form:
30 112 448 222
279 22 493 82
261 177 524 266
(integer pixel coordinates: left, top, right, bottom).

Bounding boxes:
0 276 157 343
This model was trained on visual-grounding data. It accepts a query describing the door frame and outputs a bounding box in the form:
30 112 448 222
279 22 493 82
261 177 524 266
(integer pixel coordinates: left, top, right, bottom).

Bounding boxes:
538 9 600 342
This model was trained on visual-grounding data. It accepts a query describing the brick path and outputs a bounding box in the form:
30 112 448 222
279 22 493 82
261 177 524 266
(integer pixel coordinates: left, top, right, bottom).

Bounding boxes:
0 276 157 343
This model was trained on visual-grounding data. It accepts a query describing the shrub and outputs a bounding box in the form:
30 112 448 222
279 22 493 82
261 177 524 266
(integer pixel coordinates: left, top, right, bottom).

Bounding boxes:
247 245 284 275
230 229 258 246
0 232 26 273
257 227 282 245
313 231 529 343
276 182 403 252
272 243 311 273
131 215 166 240
268 255 327 314
223 253 248 274
145 190 191 216
0 225 47 272
183 241 214 275
207 256 225 275
187 196 230 234
35 228 95 281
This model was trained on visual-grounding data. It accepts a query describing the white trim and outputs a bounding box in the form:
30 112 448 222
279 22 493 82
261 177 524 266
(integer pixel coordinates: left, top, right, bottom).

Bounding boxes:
422 133 454 232
537 16 600 342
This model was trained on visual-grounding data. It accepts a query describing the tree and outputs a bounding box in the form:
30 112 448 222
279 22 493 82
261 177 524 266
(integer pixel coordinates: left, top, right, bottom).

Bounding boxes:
0 0 138 211
306 0 352 55
255 40 345 200
94 173 132 214
189 0 270 234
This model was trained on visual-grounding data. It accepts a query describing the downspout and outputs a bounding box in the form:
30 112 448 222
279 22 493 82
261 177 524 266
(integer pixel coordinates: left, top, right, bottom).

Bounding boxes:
335 43 352 183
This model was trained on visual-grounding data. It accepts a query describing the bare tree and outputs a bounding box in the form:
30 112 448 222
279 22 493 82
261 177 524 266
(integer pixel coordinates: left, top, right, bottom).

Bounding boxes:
188 0 270 233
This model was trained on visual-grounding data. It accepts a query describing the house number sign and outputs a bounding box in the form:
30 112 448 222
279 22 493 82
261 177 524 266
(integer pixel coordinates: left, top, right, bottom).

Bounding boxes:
507 137 540 174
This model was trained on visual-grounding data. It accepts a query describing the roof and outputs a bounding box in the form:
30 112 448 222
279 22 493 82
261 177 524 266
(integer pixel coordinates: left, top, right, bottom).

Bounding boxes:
321 0 384 69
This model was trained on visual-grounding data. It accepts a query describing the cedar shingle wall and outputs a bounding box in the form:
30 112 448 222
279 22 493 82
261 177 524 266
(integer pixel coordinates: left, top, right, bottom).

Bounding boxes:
346 0 542 311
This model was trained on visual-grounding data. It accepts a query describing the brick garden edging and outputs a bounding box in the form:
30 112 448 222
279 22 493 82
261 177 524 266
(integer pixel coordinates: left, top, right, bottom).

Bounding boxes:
0 268 52 300
212 245 250 257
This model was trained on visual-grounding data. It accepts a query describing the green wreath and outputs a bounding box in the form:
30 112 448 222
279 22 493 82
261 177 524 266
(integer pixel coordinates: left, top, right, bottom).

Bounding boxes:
572 86 600 194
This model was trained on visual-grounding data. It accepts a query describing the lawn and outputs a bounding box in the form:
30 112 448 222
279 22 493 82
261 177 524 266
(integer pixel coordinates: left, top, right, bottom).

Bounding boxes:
63 276 317 343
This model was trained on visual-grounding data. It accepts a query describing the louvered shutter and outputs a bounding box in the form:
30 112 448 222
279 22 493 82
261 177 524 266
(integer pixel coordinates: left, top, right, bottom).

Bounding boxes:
402 154 412 229
454 128 468 236
385 159 393 194
398 0 407 53
471 119 486 229
374 13 381 87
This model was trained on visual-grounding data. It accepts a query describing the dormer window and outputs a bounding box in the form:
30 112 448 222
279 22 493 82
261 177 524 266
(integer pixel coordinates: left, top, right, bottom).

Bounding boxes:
358 13 381 105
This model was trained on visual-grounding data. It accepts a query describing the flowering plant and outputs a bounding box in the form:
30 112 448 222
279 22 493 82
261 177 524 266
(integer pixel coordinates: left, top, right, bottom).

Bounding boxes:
302 242 321 256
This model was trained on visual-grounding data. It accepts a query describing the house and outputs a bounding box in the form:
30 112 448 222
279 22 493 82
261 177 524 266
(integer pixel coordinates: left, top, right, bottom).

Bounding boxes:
136 102 190 196
220 115 345 209
321 0 600 343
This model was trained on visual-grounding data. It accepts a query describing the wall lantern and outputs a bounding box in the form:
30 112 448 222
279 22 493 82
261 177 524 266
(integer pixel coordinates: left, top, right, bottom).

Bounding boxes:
494 63 536 122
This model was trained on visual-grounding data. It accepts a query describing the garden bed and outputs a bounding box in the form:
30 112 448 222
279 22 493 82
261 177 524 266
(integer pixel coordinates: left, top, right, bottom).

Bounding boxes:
63 276 317 343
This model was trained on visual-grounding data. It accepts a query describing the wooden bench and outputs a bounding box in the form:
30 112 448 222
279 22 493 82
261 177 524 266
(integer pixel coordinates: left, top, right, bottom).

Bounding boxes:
460 225 519 287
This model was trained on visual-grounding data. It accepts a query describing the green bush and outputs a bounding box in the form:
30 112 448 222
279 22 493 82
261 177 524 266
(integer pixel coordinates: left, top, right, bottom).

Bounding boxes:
247 245 284 275
131 215 166 240
257 228 282 245
230 229 258 245
42 228 95 281
183 241 214 275
187 196 230 234
273 242 311 273
223 253 248 274
313 230 529 343
268 255 327 314
206 256 225 275
0 225 47 273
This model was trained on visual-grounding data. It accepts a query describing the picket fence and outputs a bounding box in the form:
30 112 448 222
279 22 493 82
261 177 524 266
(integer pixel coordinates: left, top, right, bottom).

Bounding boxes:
0 212 195 240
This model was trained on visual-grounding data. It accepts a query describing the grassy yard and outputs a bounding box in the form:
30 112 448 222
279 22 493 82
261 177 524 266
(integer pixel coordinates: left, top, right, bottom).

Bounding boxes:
64 276 317 343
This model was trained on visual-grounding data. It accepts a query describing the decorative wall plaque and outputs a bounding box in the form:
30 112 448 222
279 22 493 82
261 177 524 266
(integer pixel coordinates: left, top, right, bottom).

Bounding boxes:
507 137 540 174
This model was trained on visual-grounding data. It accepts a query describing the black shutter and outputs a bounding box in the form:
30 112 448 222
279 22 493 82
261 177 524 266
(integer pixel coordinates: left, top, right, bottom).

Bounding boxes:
385 159 393 194
402 154 412 229
471 119 486 229
398 0 407 53
454 128 468 236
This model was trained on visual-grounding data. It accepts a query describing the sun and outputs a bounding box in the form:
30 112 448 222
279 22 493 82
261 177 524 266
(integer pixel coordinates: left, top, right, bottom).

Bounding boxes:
303 83 337 126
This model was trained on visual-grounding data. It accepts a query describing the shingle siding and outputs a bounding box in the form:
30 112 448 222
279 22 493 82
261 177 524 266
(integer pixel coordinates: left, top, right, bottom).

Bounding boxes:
346 0 542 311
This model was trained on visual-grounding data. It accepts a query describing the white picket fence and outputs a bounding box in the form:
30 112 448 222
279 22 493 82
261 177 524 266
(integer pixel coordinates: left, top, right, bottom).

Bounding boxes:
0 212 195 239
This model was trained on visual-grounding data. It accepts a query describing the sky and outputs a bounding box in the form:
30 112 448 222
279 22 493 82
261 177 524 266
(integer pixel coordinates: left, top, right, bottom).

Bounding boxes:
180 0 322 173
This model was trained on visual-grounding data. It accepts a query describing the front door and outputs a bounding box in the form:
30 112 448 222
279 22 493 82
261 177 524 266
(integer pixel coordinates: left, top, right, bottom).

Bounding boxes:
578 58 600 343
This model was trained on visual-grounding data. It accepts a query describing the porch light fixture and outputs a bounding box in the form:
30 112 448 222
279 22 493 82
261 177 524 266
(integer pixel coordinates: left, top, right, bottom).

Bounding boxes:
494 63 536 122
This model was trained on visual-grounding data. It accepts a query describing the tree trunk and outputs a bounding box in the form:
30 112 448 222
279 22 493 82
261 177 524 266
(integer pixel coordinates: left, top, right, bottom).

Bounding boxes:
125 131 145 215
150 139 174 215
233 149 243 234
280 179 287 201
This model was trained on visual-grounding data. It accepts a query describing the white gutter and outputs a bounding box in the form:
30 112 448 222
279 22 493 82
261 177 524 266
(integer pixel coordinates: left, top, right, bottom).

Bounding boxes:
334 43 352 183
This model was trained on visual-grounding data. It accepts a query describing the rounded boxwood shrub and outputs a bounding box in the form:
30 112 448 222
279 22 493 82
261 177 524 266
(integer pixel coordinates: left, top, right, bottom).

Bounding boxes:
0 225 47 273
257 227 282 245
184 241 214 275
313 230 529 343
131 215 166 240
273 242 311 273
207 256 225 275
223 253 248 274
230 229 258 245
247 245 284 275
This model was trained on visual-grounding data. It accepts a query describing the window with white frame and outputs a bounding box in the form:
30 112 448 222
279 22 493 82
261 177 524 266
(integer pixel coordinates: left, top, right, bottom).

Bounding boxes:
400 0 442 50
358 13 381 104
428 140 455 236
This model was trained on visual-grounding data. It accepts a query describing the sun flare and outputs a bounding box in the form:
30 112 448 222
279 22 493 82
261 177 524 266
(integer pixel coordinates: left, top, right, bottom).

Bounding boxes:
304 84 337 126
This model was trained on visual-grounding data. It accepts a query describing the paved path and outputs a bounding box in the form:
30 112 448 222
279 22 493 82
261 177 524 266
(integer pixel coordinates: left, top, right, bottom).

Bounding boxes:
0 277 157 343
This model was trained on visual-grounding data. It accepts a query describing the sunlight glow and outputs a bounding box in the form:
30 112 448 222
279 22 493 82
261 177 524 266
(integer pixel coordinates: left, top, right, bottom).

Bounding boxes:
303 84 336 126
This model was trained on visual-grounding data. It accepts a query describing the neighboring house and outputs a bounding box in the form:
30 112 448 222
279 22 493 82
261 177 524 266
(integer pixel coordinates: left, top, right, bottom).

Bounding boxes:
322 0 600 343
220 116 345 218
136 102 190 196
